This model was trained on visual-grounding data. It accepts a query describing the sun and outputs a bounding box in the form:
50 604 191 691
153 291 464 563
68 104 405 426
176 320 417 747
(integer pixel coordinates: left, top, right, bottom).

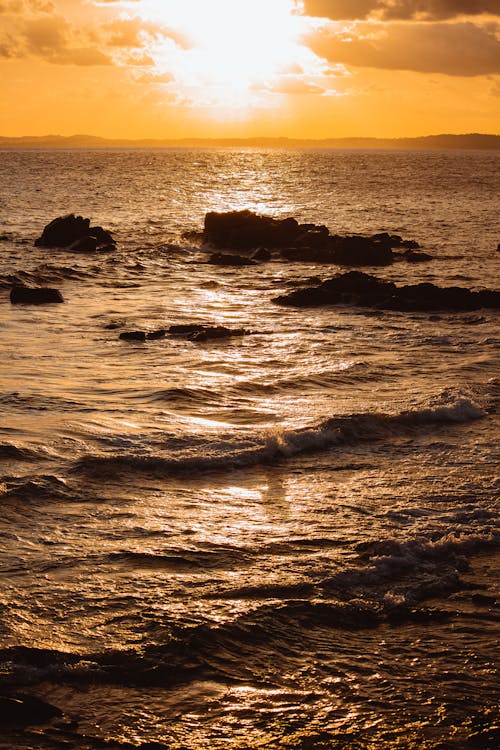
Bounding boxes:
134 0 311 110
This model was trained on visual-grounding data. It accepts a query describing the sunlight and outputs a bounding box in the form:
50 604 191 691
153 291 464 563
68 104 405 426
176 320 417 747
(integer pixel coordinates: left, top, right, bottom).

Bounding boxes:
136 0 311 109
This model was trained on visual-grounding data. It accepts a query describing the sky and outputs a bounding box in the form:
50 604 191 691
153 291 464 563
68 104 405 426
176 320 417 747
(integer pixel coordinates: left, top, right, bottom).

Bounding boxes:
0 0 499 139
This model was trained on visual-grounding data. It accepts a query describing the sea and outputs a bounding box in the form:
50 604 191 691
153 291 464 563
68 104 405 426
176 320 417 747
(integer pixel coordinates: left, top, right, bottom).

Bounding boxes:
0 148 498 749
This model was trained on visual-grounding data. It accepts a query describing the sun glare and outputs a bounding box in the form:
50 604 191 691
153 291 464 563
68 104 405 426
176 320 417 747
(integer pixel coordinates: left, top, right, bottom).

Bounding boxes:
136 0 310 110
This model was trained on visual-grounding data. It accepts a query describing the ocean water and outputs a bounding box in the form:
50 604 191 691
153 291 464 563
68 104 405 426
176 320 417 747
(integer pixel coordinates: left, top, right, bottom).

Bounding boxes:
0 148 498 749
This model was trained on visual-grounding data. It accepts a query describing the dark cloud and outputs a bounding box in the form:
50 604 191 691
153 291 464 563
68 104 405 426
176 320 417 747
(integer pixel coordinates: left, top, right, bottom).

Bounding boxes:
302 1 500 20
309 21 500 76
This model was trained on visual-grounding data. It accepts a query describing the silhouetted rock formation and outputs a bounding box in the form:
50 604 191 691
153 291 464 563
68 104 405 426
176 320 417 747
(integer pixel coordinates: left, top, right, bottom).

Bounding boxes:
34 214 115 252
203 210 424 266
273 271 500 311
10 286 64 304
0 694 62 726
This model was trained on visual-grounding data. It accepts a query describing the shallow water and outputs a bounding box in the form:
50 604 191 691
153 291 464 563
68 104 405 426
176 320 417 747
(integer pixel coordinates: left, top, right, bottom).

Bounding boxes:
0 148 498 749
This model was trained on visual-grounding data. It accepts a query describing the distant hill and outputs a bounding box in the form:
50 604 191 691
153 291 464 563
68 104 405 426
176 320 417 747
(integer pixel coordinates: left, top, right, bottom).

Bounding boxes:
0 133 498 150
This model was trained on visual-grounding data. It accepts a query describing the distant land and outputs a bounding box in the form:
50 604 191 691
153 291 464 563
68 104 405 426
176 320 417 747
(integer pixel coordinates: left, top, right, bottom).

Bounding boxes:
0 133 499 150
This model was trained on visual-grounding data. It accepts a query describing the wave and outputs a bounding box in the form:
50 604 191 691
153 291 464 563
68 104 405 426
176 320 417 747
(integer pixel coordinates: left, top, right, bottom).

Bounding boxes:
0 474 78 502
0 263 91 289
72 388 487 478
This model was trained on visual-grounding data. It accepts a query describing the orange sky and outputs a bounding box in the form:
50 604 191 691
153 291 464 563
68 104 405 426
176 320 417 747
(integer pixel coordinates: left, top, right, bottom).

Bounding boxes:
0 0 499 139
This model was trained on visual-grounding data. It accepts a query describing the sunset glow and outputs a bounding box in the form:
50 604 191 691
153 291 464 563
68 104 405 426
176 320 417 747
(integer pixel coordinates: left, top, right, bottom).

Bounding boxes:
0 0 498 138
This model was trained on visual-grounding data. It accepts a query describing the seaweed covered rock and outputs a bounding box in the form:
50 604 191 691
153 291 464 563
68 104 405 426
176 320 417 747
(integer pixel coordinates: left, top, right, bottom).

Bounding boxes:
273 272 500 311
34 214 115 252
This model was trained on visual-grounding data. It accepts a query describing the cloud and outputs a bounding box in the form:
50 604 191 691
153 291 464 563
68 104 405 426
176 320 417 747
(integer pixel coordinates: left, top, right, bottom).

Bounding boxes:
302 1 500 21
308 20 500 76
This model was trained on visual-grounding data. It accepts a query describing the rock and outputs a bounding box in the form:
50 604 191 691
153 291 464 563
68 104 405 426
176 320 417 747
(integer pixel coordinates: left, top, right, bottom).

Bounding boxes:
10 286 64 304
0 694 62 726
397 250 433 263
34 214 115 251
273 272 500 312
67 236 97 253
119 331 147 341
168 324 247 342
329 236 394 266
251 247 272 262
208 252 256 266
204 210 301 250
146 329 166 340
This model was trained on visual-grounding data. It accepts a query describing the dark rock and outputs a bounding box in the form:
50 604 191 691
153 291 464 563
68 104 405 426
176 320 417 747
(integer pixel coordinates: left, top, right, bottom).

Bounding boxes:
251 247 272 262
34 214 115 251
330 236 394 266
399 250 433 263
119 331 147 341
204 210 302 250
274 272 499 311
67 236 97 253
208 252 256 266
10 286 64 304
280 246 339 263
146 329 167 340
168 324 247 342
274 271 395 308
0 694 62 726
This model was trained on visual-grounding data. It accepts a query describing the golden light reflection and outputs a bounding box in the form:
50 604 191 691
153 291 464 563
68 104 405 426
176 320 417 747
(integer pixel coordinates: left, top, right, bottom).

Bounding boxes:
135 0 319 111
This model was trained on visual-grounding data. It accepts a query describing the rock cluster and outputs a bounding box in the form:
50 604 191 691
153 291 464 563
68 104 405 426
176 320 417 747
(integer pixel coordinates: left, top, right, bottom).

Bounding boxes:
203 210 426 266
273 271 500 312
34 214 115 253
119 324 248 343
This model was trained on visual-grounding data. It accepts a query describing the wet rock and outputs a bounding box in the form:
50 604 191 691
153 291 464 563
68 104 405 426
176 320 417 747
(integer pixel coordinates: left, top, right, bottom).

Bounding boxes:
34 214 115 251
10 285 64 304
274 271 395 307
251 247 272 262
168 324 247 342
0 693 62 726
329 236 394 266
119 331 147 341
204 210 301 250
273 272 500 311
146 329 167 340
398 250 433 263
208 252 256 266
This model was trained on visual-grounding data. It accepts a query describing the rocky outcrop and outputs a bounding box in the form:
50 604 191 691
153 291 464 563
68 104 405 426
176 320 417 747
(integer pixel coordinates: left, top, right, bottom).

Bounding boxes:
203 210 424 267
34 214 115 252
10 286 64 304
273 271 500 311
204 210 301 250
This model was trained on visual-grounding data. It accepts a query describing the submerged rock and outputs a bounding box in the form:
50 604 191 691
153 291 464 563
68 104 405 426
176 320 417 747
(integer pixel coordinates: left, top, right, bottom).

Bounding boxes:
168 324 247 342
10 285 64 304
208 252 256 266
34 214 115 252
273 271 500 311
